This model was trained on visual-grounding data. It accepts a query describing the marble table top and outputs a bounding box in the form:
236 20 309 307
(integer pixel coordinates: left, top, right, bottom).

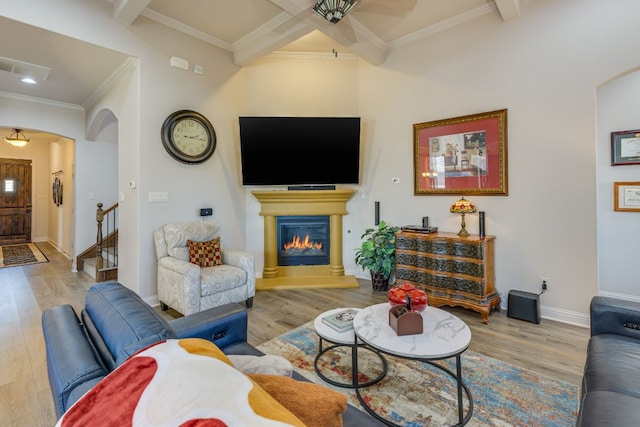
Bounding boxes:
314 307 361 345
353 303 472 359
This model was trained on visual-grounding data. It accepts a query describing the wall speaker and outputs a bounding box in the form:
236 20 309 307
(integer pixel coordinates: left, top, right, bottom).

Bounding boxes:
507 290 540 324
374 201 380 225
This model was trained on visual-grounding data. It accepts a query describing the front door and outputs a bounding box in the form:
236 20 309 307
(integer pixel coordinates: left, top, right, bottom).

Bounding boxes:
0 159 32 245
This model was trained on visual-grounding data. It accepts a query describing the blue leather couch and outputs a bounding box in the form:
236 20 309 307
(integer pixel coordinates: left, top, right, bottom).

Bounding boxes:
42 282 380 425
576 296 640 426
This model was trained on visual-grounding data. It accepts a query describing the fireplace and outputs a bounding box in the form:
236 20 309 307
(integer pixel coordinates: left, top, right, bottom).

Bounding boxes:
252 189 359 290
277 216 330 266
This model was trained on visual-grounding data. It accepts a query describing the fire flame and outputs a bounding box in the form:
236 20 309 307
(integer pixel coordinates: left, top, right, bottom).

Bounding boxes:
284 234 323 251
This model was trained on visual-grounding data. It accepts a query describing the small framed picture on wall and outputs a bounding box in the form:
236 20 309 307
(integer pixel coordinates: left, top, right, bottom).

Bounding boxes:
614 181 640 212
611 129 640 166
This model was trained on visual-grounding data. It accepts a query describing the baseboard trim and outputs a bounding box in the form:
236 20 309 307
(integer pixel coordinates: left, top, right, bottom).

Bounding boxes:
540 305 589 328
143 295 160 308
599 290 640 303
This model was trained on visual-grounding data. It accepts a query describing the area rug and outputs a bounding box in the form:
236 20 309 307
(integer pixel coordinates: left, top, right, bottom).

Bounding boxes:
0 243 49 268
257 321 579 427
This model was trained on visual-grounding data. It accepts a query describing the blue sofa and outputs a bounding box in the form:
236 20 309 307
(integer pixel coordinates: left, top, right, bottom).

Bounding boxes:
576 296 640 426
42 282 380 425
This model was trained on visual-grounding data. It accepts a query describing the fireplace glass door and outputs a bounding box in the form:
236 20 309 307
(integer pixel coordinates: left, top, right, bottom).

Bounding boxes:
277 216 330 266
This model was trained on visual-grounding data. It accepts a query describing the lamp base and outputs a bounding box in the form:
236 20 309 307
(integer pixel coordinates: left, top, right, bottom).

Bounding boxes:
457 212 470 237
457 228 470 237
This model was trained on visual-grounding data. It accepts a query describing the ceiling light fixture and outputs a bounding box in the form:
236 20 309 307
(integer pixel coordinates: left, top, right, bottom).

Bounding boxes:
313 0 357 24
21 77 37 84
4 128 30 147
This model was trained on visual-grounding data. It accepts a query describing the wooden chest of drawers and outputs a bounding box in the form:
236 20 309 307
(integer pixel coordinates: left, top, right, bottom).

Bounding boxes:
395 231 500 324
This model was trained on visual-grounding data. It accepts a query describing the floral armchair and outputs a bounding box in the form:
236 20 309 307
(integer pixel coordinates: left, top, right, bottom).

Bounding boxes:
153 221 255 316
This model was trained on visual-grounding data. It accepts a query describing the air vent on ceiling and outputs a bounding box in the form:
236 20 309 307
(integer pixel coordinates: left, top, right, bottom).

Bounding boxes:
0 56 51 81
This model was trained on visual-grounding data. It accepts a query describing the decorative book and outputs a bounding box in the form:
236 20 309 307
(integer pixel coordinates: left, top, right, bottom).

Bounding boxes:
321 309 358 332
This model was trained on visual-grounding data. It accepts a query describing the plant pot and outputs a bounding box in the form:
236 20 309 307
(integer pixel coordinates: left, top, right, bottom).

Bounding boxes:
370 271 390 292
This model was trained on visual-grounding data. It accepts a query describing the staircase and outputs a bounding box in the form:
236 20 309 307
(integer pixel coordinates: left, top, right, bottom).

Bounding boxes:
77 202 118 281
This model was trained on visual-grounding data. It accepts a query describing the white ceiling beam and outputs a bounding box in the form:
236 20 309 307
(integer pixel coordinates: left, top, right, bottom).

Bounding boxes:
112 0 152 25
268 0 316 16
233 14 316 66
244 0 386 66
494 0 520 22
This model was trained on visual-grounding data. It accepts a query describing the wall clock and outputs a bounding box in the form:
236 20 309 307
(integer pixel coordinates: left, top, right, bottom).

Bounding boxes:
161 110 216 164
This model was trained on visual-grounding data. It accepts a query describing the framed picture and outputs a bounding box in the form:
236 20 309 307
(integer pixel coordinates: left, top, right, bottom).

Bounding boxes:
414 109 508 195
614 181 640 212
611 129 640 166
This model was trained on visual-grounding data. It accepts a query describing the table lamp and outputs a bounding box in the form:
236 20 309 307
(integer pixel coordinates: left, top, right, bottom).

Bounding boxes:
450 197 476 237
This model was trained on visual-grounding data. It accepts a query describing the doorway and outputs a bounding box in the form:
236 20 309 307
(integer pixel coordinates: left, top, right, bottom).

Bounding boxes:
0 158 32 244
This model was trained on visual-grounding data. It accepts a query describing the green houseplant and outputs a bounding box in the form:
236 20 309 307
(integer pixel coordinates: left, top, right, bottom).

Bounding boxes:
355 220 400 291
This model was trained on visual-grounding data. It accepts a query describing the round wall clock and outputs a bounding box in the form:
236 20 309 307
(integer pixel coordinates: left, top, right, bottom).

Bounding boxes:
161 110 216 164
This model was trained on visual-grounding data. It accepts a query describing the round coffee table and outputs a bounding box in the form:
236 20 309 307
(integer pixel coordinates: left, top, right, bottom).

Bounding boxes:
313 308 387 388
353 303 474 426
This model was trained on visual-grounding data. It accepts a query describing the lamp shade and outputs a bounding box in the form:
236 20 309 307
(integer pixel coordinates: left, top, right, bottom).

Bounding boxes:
4 128 30 147
313 0 357 23
450 197 476 214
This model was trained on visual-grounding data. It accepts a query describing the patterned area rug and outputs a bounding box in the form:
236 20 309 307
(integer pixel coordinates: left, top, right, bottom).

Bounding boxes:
257 321 579 427
0 243 49 268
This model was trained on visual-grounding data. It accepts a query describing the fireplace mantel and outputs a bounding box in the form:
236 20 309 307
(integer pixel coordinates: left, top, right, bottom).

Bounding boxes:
252 189 359 290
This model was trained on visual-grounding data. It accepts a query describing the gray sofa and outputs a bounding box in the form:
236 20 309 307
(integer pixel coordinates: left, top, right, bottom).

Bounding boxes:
576 296 640 426
41 281 381 425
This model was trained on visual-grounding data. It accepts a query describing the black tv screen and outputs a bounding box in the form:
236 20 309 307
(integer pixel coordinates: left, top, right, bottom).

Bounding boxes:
239 117 361 186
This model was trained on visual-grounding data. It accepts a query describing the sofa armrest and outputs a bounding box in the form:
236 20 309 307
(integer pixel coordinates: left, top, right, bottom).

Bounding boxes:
168 302 248 350
158 256 203 314
222 250 256 297
591 296 640 338
42 305 108 418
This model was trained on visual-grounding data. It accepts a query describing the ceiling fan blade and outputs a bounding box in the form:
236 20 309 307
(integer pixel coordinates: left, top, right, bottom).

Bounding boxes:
354 0 417 17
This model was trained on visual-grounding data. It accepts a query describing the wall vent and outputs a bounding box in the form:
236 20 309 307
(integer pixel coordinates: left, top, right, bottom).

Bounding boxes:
0 56 51 81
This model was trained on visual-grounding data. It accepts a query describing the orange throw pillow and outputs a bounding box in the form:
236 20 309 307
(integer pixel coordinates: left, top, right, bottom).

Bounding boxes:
249 374 347 427
187 238 222 267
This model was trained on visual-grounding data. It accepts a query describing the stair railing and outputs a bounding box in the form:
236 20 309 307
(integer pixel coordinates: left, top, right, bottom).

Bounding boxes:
96 202 118 274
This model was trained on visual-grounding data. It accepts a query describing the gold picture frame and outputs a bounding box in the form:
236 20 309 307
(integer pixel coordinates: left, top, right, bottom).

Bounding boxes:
614 181 640 212
414 109 508 195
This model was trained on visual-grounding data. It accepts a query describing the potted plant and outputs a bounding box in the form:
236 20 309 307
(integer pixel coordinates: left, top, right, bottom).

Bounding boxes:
355 220 400 291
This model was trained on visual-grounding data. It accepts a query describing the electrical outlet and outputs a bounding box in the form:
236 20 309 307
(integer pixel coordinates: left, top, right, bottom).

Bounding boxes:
540 276 549 291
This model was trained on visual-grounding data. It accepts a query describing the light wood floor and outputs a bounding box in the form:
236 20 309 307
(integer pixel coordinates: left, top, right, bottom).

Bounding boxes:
0 243 590 427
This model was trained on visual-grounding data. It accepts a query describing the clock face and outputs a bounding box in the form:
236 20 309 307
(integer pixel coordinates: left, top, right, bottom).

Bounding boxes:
161 110 216 164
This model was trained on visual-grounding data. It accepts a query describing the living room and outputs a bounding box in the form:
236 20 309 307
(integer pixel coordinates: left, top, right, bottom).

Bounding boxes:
1 0 640 425
1 0 638 324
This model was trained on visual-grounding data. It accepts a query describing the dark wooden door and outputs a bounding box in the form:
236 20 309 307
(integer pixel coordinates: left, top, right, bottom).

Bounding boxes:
0 159 32 245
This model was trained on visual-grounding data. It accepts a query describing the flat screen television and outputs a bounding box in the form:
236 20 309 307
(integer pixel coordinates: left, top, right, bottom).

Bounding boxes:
239 116 361 186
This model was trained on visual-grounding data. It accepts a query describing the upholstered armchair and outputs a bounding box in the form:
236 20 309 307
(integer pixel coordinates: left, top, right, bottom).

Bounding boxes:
153 221 256 316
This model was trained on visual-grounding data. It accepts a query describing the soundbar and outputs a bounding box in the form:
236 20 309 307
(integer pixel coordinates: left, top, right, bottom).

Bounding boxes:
287 185 336 191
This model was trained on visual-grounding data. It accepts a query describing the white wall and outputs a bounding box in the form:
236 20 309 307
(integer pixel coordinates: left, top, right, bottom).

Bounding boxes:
596 70 640 299
48 137 74 257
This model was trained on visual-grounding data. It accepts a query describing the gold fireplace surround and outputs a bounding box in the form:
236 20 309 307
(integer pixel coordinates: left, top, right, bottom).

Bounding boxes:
252 190 359 290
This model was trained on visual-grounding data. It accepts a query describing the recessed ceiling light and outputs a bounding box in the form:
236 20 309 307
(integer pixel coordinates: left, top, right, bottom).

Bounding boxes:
21 77 37 84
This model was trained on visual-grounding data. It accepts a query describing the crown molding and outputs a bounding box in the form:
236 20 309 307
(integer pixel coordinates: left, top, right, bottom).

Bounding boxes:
83 57 138 110
140 8 232 51
0 90 83 111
